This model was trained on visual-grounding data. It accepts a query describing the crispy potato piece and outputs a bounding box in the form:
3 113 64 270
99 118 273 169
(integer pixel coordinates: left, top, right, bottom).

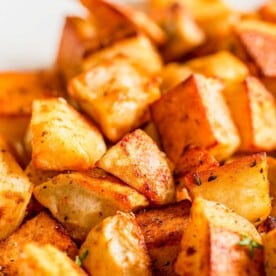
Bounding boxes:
80 0 166 45
261 76 276 98
175 197 264 276
56 16 98 81
34 169 149 241
151 74 240 162
0 138 33 240
185 50 249 82
17 243 87 276
136 200 191 276
235 19 276 77
143 122 161 148
224 76 276 152
82 34 163 76
160 63 193 92
153 3 205 61
0 212 78 275
268 157 276 216
31 98 106 171
184 153 271 224
97 129 175 205
262 229 276 276
69 56 160 142
80 212 151 276
259 0 276 23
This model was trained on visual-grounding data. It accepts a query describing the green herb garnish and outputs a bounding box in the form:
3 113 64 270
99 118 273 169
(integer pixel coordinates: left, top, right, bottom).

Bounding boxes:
75 249 89 267
237 235 263 259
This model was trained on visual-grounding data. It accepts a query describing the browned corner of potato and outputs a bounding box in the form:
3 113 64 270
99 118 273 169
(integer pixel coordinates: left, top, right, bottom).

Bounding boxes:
136 200 191 276
262 228 276 276
31 97 106 171
235 19 276 77
151 73 240 163
97 129 175 205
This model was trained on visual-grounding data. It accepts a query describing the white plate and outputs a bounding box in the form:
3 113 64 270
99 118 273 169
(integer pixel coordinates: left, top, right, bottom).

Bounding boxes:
0 0 266 71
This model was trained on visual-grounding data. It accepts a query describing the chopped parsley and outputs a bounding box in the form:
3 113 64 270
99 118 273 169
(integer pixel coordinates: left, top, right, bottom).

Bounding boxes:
237 235 263 259
75 249 89 267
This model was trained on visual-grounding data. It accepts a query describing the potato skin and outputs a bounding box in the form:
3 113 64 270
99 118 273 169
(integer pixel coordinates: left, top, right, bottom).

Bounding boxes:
0 139 33 240
80 212 152 276
97 129 175 205
34 169 149 241
262 229 276 276
0 212 78 275
151 73 240 162
136 200 191 276
184 153 271 224
31 98 106 171
17 243 87 276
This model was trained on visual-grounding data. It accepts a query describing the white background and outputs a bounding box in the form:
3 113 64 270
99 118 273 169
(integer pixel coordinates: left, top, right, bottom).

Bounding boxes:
0 0 266 71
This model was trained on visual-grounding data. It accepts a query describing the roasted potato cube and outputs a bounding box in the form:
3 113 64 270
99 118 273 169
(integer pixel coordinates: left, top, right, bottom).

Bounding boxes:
69 56 160 142
0 138 33 240
235 19 276 77
80 212 151 276
80 0 166 45
0 212 78 275
185 50 249 83
136 200 191 276
31 98 106 171
259 0 276 23
56 16 98 81
184 153 271 223
153 3 205 61
151 74 240 162
175 197 264 276
268 157 276 216
34 169 149 241
262 228 276 276
160 63 193 92
97 129 175 205
17 243 87 276
224 76 276 152
82 34 163 76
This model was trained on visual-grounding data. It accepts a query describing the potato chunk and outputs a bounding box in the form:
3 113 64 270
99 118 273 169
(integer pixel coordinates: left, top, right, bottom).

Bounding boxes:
82 34 162 76
268 157 276 216
69 56 160 142
0 138 33 240
0 212 78 275
97 129 175 205
34 169 149 241
17 243 87 276
31 98 106 171
224 76 276 152
175 197 264 276
136 200 191 276
151 74 240 162
235 19 276 77
262 229 276 276
184 152 271 223
80 212 151 276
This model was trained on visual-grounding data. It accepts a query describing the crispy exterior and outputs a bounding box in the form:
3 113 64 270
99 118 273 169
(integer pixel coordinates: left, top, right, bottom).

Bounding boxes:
235 19 276 77
224 76 276 152
82 34 163 76
80 212 152 276
0 139 33 240
174 198 264 276
262 229 276 276
97 129 175 205
31 98 106 171
259 1 276 23
69 56 160 142
34 169 149 241
17 243 87 276
136 200 191 276
0 212 78 275
268 157 276 216
184 153 271 223
151 74 240 162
